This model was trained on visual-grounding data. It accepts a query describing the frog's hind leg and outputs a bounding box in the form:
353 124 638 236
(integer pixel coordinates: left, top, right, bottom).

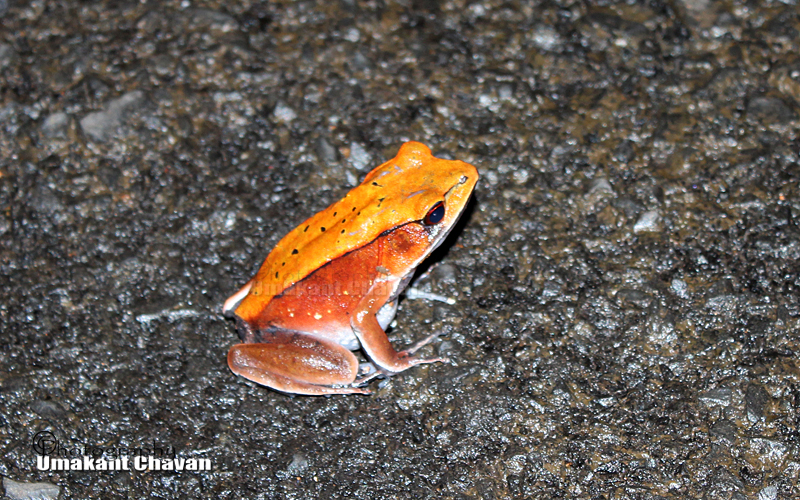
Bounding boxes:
227 331 370 395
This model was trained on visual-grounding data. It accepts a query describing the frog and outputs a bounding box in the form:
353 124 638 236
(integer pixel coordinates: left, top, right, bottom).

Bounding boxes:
222 141 478 395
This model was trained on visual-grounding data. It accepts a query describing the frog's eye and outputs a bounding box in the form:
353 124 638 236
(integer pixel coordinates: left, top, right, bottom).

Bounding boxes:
424 201 445 225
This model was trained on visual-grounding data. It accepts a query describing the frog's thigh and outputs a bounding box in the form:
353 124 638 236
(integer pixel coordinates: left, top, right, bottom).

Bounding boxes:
227 334 368 395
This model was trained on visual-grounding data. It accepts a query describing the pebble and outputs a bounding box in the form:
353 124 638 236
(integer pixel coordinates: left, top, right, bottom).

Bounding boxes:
348 142 371 171
3 478 60 500
530 25 562 51
272 101 297 123
30 400 67 419
758 485 778 500
41 112 69 138
588 177 614 195
615 288 653 309
0 43 15 68
747 96 796 124
343 27 361 43
314 137 338 164
80 90 146 142
745 383 769 423
30 184 64 215
699 387 732 407
709 419 737 441
541 280 562 299
670 278 690 298
613 140 636 163
286 453 309 475
633 210 661 233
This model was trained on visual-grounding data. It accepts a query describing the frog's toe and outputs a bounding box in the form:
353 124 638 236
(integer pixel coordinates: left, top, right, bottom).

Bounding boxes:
405 330 445 355
355 363 384 385
401 355 450 367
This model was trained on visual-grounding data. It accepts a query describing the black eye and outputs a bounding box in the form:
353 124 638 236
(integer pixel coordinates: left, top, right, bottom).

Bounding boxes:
424 202 445 225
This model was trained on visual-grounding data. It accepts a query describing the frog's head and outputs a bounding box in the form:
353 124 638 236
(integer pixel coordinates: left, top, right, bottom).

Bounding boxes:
363 141 478 256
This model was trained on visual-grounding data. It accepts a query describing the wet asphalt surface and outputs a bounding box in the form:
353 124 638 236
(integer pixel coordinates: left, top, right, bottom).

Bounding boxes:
2 0 800 498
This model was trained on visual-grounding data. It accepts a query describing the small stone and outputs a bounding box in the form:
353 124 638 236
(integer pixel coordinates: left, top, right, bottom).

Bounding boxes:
3 478 60 500
30 400 67 419
41 112 69 138
680 0 711 13
188 8 239 31
709 419 737 441
348 142 371 171
541 280 562 299
614 140 636 163
314 137 339 164
758 485 778 500
286 453 308 475
633 210 661 233
30 185 64 215
0 43 16 68
705 294 742 314
615 288 653 309
588 177 614 195
704 468 744 498
671 278 690 298
0 102 17 134
745 383 769 423
751 438 788 462
432 263 458 284
343 27 361 43
272 101 297 123
80 90 147 142
512 169 529 184
699 387 732 407
747 96 796 124
350 51 370 72
530 25 562 51
647 314 677 349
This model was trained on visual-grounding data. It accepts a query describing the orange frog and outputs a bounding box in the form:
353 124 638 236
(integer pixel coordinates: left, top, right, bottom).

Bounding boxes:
223 142 478 395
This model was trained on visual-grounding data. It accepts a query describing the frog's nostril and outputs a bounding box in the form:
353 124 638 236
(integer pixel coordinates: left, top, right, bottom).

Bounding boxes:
459 175 468 183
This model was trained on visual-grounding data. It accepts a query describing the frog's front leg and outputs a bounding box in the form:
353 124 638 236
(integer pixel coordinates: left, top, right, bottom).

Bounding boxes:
227 330 370 395
351 278 448 374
